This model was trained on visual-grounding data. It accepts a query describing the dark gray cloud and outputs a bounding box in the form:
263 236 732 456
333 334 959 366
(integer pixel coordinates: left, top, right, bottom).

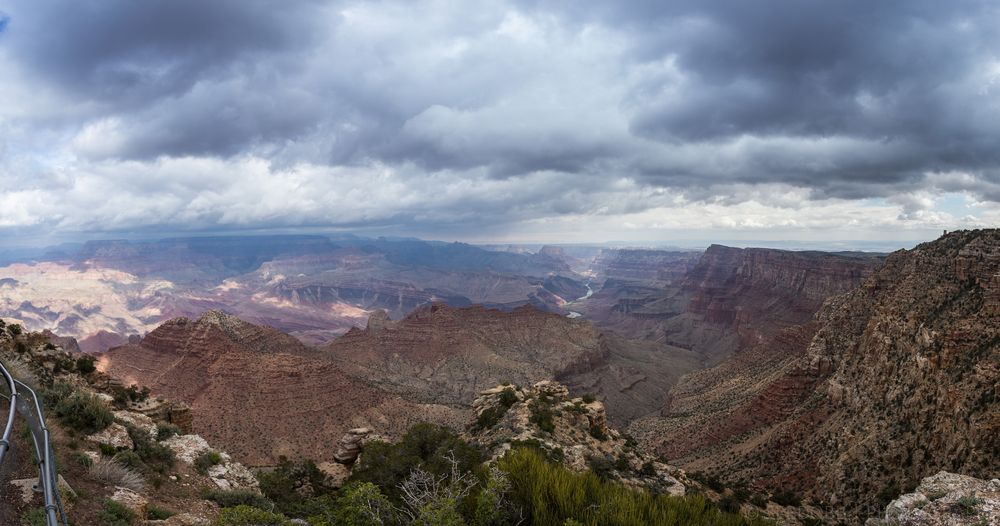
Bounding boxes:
0 0 998 241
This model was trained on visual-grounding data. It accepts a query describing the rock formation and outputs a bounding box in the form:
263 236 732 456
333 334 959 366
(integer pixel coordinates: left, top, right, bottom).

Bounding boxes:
632 230 1000 522
101 310 465 465
323 304 607 406
869 471 1000 526
465 381 688 497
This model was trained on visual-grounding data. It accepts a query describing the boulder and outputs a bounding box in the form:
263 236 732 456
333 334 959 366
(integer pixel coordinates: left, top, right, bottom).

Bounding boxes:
114 410 158 440
88 423 134 450
111 486 148 518
333 427 371 464
161 434 211 464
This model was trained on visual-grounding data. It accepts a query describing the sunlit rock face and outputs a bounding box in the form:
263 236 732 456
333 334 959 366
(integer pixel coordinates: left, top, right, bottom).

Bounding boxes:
0 236 590 350
0 262 173 346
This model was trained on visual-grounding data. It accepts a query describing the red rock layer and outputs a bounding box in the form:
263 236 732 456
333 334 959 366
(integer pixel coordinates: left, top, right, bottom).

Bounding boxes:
102 311 463 466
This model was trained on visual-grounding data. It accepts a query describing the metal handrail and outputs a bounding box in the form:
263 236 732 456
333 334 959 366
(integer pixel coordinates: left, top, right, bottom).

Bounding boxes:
13 379 68 526
0 361 16 466
0 359 68 526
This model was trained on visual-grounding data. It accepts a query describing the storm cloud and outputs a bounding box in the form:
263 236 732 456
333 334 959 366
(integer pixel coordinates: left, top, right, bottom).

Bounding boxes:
0 0 998 244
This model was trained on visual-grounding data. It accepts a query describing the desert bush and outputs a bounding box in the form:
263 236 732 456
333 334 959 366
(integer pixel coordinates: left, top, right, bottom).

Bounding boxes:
53 391 114 434
499 447 771 526
331 482 403 526
110 384 151 408
195 450 223 475
156 422 182 440
39 380 75 408
124 423 174 473
589 425 608 441
469 405 508 432
349 423 483 502
88 457 146 492
216 505 291 526
99 499 136 526
257 457 335 517
75 355 97 374
20 507 46 526
113 450 147 472
529 402 555 433
201 489 275 511
147 506 174 520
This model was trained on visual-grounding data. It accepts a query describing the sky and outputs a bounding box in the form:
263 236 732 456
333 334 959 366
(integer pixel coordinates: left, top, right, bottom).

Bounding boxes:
1 0 999 248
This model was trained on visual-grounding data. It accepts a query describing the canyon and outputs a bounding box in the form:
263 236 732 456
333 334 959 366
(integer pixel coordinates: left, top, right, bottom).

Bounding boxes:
631 229 1000 521
4 231 997 524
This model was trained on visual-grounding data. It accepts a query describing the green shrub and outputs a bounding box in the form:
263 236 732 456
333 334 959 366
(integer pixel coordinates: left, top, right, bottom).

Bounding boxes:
98 498 136 526
639 462 656 477
53 391 114 434
20 507 46 526
952 495 981 516
331 482 401 526
40 381 77 409
216 505 290 526
147 507 174 520
99 443 117 456
156 423 182 441
113 450 147 472
500 448 770 526
195 450 223 475
110 384 151 409
201 489 275 510
349 423 483 502
258 457 335 517
529 402 555 433
124 423 174 473
470 405 508 432
498 387 518 408
749 494 768 508
73 451 95 468
8 323 22 336
76 355 97 374
589 425 608 441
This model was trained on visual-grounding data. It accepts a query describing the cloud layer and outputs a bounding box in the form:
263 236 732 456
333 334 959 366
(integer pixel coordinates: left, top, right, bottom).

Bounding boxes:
1 0 998 244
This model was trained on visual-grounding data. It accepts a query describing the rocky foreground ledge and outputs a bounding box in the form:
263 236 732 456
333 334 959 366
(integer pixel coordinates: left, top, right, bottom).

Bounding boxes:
868 471 1000 526
465 380 689 496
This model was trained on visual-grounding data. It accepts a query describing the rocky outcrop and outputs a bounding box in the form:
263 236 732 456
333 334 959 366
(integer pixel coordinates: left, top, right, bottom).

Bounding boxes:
332 427 372 464
324 304 607 406
870 472 1000 526
466 381 688 497
102 310 465 465
87 423 134 450
633 230 1000 522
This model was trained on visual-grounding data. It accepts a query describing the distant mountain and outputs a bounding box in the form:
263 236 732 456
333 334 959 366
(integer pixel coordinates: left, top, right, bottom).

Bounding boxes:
0 234 590 349
631 229 1000 522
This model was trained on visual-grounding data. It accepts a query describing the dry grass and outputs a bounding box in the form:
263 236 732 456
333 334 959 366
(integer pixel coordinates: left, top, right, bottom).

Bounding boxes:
88 457 146 492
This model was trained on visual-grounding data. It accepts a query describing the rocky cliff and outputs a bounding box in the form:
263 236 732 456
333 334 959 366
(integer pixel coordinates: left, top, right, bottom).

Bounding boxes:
591 249 701 283
632 230 1000 522
101 311 465 465
323 304 607 406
